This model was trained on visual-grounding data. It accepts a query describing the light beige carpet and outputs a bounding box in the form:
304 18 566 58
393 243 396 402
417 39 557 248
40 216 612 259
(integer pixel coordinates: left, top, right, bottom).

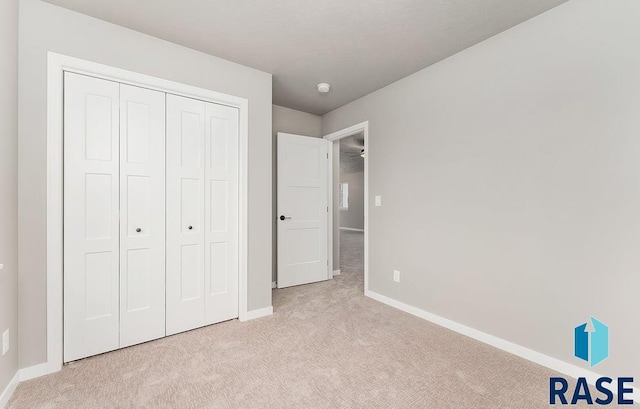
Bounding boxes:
8 231 634 408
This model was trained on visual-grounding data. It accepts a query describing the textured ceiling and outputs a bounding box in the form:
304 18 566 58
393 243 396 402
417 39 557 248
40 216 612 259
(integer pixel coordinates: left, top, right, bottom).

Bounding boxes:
44 0 567 115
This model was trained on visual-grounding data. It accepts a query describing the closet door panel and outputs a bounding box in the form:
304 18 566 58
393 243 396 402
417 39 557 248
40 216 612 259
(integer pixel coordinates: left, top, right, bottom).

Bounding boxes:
166 94 206 335
204 103 239 324
119 84 166 348
64 72 120 362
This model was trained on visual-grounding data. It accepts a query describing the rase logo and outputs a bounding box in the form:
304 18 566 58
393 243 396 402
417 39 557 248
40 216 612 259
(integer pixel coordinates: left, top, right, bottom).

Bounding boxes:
549 317 635 405
574 317 608 367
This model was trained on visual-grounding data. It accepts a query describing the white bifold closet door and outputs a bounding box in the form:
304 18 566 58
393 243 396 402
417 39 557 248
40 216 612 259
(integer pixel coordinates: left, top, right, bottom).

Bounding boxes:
166 94 239 336
64 73 120 362
64 72 166 362
118 84 166 348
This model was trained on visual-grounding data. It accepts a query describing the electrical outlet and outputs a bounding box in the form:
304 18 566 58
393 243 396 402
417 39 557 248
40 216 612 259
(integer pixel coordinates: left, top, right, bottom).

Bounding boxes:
393 270 400 283
375 196 382 207
2 329 9 356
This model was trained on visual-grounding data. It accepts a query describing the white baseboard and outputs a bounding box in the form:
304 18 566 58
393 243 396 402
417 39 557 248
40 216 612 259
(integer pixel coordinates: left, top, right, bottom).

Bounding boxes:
19 362 58 382
0 372 19 409
365 290 639 403
242 306 273 321
272 281 277 289
0 362 54 408
339 227 364 232
333 269 341 276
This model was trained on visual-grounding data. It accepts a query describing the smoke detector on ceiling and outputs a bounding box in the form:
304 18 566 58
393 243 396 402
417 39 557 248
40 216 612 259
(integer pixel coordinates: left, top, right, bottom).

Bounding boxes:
317 83 331 93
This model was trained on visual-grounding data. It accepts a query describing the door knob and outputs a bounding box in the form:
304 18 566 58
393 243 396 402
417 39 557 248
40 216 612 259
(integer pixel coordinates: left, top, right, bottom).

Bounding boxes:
136 228 142 233
279 215 292 221
188 225 193 230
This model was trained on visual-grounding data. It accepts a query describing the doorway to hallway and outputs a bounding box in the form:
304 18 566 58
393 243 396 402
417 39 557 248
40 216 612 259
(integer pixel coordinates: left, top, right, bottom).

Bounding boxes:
336 133 365 279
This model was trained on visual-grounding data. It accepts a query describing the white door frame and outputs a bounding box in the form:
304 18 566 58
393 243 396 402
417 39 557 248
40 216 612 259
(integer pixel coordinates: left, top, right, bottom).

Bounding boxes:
323 121 369 293
38 52 250 379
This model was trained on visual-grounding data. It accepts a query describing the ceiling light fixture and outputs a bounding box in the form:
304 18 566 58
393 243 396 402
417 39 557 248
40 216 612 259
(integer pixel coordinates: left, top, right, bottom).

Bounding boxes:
317 83 331 93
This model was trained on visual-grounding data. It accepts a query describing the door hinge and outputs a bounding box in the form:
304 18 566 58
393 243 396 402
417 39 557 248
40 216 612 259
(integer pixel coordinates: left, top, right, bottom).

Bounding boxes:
326 153 329 159
327 206 329 212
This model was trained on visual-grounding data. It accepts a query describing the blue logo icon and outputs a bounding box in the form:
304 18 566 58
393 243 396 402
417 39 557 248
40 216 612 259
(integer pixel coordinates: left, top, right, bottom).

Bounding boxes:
550 318 633 405
574 317 608 367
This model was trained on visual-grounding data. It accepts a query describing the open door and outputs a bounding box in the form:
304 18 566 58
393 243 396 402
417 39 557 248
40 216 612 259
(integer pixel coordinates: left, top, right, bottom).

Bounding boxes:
277 133 330 288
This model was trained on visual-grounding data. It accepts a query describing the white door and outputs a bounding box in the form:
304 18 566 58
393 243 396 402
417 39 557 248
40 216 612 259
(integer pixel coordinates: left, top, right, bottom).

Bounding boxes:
204 103 239 324
277 133 330 288
64 72 241 359
64 72 120 362
119 84 166 348
166 94 206 335
166 95 239 334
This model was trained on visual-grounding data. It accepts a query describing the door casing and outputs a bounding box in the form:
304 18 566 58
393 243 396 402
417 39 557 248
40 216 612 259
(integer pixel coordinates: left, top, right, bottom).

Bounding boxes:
323 122 370 293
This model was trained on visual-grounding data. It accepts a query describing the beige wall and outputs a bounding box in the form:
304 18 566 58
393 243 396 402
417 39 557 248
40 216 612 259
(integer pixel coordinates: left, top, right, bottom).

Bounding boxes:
323 0 640 380
18 0 273 369
272 105 322 283
0 0 19 395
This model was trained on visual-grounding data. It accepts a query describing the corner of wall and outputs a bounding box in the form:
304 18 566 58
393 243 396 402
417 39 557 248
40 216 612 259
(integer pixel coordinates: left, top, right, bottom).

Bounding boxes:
0 372 19 409
0 0 19 404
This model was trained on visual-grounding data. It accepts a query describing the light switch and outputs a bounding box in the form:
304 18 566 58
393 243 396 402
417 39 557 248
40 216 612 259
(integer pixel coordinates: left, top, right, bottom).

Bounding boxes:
375 196 382 207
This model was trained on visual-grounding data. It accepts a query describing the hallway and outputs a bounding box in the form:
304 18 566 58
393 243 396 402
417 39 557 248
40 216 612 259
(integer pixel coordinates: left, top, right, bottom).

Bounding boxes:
339 229 365 277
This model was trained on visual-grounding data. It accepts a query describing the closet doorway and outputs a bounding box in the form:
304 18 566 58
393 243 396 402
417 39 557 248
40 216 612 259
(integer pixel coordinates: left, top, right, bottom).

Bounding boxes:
46 53 249 369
